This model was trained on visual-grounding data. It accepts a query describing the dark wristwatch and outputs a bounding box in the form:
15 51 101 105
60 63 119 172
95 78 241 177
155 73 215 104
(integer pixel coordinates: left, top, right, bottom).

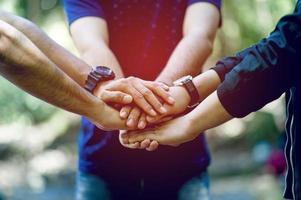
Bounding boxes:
84 66 115 93
173 75 200 108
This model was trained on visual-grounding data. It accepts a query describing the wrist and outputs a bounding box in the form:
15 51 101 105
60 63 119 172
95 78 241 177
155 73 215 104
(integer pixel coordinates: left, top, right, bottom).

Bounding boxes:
92 79 112 97
181 115 200 141
176 86 191 104
82 98 105 123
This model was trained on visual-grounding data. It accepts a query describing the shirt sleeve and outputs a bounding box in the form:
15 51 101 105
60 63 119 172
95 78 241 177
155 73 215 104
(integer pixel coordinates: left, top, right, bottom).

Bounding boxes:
212 46 255 82
188 0 221 10
188 0 222 27
217 1 301 118
63 0 105 25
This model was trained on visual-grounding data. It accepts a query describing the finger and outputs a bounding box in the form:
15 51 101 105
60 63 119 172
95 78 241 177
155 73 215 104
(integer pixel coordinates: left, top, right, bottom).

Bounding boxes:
155 116 173 124
127 107 141 128
133 82 167 114
119 130 129 144
146 141 159 151
120 106 132 119
125 86 157 117
121 142 141 149
158 82 170 91
146 115 161 123
140 139 151 149
144 81 175 105
145 115 172 125
100 90 133 104
138 113 147 129
128 130 155 143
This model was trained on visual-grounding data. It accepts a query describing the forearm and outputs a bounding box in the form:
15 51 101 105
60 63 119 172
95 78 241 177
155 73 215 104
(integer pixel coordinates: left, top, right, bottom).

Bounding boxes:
0 53 103 119
186 91 233 136
156 35 213 84
80 44 124 78
70 17 124 79
192 69 221 102
156 2 219 84
0 10 91 86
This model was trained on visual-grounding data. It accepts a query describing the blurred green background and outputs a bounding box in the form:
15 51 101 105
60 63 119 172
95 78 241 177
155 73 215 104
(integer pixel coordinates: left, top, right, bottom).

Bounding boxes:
0 0 295 199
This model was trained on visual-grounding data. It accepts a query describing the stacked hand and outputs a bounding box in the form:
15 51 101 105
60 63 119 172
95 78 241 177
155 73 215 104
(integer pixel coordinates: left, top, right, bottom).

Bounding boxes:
91 77 179 131
91 75 194 151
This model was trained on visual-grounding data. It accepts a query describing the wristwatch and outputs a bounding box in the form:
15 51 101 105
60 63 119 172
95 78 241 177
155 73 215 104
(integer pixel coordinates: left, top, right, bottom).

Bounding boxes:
84 66 115 93
173 75 200 108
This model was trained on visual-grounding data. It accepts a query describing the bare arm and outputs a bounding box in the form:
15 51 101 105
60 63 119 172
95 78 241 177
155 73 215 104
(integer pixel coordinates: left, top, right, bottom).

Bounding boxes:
70 16 124 78
69 16 174 116
0 10 91 86
156 2 220 84
120 91 232 149
0 20 129 130
120 2 220 128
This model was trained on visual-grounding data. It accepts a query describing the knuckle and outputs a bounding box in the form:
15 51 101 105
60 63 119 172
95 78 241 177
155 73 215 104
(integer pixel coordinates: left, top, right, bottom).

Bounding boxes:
145 105 153 111
141 89 152 97
120 78 128 84
127 76 135 81
117 94 124 101
152 82 160 87
134 93 144 100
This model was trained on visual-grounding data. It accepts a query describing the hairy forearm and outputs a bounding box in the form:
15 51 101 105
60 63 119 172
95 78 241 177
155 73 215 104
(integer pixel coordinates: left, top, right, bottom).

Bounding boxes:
0 56 103 119
156 34 213 84
0 10 91 86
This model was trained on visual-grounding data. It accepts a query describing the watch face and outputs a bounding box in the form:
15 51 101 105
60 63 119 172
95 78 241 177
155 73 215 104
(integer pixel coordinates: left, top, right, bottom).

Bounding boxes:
95 66 113 77
173 75 193 86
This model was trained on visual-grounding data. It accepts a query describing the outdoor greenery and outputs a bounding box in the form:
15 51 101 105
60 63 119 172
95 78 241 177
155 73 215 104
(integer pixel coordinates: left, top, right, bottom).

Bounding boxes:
0 0 296 199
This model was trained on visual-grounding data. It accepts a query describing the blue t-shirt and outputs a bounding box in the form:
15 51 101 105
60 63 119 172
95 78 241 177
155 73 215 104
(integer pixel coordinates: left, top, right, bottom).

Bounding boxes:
64 0 221 178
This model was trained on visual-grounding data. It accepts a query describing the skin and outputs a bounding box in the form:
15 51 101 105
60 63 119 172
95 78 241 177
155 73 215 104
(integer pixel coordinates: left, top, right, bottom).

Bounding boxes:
69 16 174 117
119 2 221 129
120 69 222 150
120 91 233 150
0 20 128 130
0 10 173 118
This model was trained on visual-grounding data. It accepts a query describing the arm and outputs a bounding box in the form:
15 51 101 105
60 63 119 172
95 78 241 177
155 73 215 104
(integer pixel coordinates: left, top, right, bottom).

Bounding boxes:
120 91 232 149
0 20 128 130
66 1 174 117
156 2 220 84
0 10 91 86
119 1 220 128
70 17 124 79
122 1 301 150
0 9 173 116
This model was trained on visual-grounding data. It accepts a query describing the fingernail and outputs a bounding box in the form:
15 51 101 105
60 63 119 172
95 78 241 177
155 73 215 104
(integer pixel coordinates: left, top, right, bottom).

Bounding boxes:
127 119 134 127
120 111 127 118
150 109 157 116
168 97 175 104
123 95 132 103
160 107 167 114
138 121 146 129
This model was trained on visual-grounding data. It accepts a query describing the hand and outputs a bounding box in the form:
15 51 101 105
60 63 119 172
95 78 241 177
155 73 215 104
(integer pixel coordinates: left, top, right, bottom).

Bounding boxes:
119 86 191 129
86 100 131 131
94 77 175 117
119 130 159 151
119 115 199 151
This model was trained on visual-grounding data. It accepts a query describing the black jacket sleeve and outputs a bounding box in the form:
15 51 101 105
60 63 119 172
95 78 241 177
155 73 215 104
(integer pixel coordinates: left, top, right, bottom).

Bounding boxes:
212 46 255 82
216 1 301 118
